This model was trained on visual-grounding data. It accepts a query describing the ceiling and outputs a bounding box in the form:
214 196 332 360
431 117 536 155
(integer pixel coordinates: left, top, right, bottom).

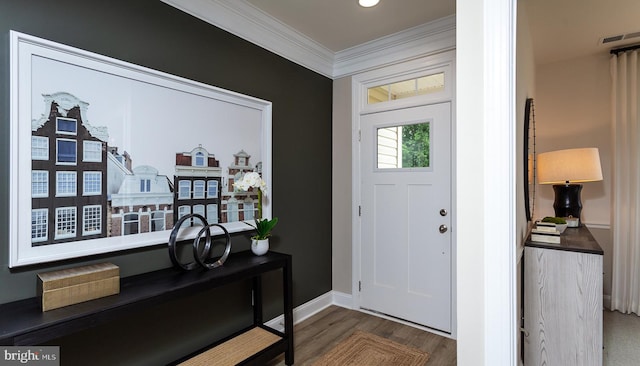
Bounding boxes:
244 0 455 52
243 0 640 65
522 0 640 65
166 0 640 76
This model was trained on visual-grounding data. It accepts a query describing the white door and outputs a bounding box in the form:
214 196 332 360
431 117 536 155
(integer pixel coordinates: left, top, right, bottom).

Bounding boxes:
360 102 452 332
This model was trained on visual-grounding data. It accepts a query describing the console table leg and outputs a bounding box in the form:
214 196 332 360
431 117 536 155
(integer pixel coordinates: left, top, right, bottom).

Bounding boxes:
283 256 294 365
253 276 263 325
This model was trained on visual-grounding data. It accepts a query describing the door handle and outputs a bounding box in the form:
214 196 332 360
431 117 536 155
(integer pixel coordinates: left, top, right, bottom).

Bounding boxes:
440 209 448 216
439 225 448 233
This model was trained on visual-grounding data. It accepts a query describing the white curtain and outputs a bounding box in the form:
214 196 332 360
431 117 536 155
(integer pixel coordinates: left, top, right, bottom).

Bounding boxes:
611 50 640 315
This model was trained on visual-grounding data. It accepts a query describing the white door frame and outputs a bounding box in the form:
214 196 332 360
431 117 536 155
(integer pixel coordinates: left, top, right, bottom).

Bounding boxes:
456 0 517 364
351 51 457 339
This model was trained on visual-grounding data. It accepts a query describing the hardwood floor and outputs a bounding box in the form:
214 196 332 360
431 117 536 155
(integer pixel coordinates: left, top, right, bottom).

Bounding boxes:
267 305 457 365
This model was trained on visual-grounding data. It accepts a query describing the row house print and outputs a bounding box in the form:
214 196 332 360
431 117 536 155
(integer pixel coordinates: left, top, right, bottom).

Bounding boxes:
31 92 108 246
30 95 266 242
110 165 174 236
173 145 223 225
221 150 259 223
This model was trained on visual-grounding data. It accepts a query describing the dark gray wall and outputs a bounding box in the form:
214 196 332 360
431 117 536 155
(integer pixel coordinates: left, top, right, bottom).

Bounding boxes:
0 0 332 364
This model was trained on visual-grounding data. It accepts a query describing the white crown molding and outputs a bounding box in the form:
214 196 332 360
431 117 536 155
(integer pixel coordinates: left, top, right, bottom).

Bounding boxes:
161 0 335 78
333 15 456 78
161 0 456 79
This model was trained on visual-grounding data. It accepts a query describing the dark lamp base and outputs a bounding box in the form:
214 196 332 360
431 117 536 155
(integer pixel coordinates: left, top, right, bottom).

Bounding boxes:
552 184 583 220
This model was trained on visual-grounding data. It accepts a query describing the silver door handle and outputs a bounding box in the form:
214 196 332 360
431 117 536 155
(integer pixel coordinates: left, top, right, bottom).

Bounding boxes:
439 225 448 233
440 209 448 216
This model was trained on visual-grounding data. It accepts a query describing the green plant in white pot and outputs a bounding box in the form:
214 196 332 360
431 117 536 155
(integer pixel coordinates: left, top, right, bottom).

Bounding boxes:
249 217 279 240
233 172 278 255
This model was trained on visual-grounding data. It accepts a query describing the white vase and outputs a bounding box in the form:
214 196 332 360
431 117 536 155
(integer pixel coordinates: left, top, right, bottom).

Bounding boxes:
251 238 269 256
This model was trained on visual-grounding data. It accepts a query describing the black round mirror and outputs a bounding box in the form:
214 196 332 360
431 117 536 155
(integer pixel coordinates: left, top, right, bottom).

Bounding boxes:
524 98 536 221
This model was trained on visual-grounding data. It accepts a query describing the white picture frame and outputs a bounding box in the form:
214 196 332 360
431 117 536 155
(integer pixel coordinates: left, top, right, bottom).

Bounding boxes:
9 31 272 267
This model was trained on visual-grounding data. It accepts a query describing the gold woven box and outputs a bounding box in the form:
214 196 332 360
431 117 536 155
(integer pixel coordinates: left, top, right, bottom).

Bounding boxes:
37 263 120 312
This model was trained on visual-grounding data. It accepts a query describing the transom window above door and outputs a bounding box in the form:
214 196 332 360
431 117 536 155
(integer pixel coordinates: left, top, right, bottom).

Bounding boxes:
367 73 444 105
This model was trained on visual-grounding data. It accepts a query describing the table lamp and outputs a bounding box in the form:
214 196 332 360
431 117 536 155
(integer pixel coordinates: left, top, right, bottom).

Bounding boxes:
537 147 603 224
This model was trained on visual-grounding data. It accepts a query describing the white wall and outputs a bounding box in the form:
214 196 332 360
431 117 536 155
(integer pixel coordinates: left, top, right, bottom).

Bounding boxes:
517 0 536 241
516 1 536 363
535 53 611 226
332 77 353 294
535 52 613 302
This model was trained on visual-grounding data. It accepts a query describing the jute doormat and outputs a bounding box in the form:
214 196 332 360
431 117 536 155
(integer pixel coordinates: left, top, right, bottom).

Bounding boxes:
312 330 430 366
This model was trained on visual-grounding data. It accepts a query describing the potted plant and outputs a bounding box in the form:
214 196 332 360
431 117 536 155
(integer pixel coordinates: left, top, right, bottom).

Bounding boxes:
249 217 279 240
248 217 278 255
233 172 278 255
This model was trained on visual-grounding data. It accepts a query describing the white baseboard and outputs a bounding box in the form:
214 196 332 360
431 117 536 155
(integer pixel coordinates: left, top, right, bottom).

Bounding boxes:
264 291 334 332
332 291 354 309
264 291 454 340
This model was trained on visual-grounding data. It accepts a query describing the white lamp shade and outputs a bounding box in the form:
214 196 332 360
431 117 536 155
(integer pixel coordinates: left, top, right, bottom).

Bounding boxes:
537 147 603 184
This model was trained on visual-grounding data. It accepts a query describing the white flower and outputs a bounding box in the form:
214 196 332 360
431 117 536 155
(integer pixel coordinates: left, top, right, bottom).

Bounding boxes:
233 180 246 191
259 180 268 197
244 172 261 187
233 171 267 196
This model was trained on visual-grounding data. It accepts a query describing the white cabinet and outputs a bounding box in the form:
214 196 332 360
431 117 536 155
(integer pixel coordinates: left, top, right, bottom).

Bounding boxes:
524 226 603 366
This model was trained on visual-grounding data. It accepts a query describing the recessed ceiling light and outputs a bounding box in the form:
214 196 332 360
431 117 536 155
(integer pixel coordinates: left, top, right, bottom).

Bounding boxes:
359 0 380 8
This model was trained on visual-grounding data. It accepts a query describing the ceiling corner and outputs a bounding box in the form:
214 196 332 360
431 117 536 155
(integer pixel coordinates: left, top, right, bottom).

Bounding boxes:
162 0 455 79
161 0 335 78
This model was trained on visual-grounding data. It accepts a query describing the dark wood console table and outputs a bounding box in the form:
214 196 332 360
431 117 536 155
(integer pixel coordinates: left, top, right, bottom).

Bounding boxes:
0 251 294 365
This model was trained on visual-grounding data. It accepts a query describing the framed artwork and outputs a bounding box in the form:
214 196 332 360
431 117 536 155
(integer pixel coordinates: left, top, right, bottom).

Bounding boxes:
9 31 272 267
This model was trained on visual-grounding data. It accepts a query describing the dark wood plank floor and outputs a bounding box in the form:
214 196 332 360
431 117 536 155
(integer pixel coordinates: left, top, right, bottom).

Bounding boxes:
267 305 457 365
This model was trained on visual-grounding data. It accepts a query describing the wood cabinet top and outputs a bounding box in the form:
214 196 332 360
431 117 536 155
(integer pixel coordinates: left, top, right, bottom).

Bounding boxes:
526 225 603 255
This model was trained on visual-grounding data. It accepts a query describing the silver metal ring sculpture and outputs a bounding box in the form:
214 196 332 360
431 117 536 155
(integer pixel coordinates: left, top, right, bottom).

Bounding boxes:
168 213 231 270
193 223 231 269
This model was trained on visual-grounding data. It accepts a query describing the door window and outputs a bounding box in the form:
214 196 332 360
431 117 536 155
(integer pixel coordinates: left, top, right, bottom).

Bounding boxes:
377 121 430 169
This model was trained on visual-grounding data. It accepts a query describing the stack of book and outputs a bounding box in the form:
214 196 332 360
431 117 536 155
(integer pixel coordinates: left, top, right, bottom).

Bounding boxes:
530 222 561 244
